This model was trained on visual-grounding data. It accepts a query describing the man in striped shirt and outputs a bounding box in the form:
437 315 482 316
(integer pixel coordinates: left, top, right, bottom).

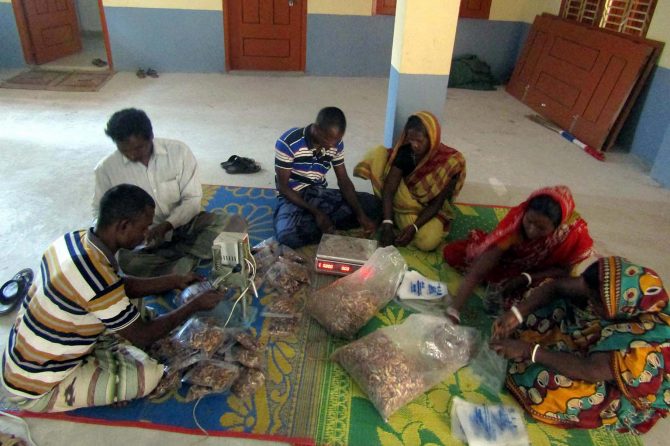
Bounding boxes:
1 184 225 412
274 107 381 248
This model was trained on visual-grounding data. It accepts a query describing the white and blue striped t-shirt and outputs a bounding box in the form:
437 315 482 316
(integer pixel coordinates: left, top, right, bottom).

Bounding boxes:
274 125 345 192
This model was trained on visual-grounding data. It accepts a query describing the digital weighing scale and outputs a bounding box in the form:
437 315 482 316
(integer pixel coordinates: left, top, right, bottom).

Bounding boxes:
314 233 378 276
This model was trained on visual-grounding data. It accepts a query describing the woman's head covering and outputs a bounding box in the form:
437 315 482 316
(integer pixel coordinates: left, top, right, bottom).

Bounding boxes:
466 185 591 270
598 256 669 320
387 111 465 207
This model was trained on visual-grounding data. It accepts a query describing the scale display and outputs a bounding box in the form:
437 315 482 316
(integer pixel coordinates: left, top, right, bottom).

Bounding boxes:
314 234 378 276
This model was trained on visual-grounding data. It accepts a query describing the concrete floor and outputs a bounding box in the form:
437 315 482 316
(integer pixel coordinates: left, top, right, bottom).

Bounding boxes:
0 70 669 445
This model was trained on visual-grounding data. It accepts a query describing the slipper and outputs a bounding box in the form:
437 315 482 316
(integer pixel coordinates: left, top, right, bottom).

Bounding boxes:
92 58 108 67
136 68 146 78
225 158 261 174
0 268 33 315
146 68 159 78
220 155 256 169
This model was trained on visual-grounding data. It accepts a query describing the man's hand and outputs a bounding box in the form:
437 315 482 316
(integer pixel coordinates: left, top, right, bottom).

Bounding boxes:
146 222 173 247
172 272 203 290
358 214 377 237
491 309 521 340
314 211 335 234
190 290 226 312
490 338 531 361
379 225 395 247
394 225 416 247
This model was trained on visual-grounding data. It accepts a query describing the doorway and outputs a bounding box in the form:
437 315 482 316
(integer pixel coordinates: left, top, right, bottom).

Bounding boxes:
12 0 113 70
224 0 307 71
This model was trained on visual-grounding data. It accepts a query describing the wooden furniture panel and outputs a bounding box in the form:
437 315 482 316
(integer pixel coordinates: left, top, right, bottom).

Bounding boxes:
507 14 659 151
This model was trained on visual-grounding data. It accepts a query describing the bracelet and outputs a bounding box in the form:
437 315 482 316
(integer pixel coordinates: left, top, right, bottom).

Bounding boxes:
510 305 524 324
521 272 532 287
445 306 461 323
382 219 394 225
411 223 419 233
531 344 541 363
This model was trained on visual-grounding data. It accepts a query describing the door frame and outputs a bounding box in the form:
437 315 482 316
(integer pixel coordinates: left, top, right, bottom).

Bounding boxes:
223 0 307 72
11 0 114 69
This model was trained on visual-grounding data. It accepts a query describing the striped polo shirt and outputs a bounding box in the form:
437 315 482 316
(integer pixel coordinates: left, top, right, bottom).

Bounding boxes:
274 125 345 191
1 229 139 398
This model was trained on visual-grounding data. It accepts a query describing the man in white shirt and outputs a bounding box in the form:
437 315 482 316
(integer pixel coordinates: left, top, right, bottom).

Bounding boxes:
93 108 245 276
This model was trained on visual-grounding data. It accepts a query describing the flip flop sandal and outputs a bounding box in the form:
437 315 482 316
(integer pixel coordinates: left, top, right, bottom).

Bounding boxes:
146 68 159 78
136 68 147 78
220 155 256 169
0 268 33 315
224 158 261 174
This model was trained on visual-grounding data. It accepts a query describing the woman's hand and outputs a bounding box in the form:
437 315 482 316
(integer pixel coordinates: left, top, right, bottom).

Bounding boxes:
490 338 532 361
379 225 395 247
394 225 416 247
501 275 529 297
491 309 521 340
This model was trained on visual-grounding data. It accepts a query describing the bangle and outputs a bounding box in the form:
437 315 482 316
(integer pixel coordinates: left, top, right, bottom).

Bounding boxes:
521 272 532 287
382 219 394 225
510 305 524 324
445 306 461 323
411 223 419 233
531 344 541 363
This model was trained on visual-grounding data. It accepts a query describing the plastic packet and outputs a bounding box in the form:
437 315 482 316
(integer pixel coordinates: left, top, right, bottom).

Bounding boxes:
306 246 407 339
331 313 478 420
226 345 263 369
252 237 280 273
469 339 508 395
149 351 204 399
182 359 240 390
234 331 262 352
174 317 227 356
264 256 311 296
232 368 266 398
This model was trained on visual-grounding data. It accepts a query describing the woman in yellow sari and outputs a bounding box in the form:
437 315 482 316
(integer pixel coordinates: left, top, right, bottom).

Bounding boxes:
354 111 466 251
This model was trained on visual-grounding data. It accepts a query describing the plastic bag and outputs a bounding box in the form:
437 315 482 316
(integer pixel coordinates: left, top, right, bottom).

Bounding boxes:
232 368 266 398
234 331 262 352
264 256 311 296
226 345 263 369
263 295 304 338
253 238 307 280
469 339 508 395
182 359 240 390
331 314 478 420
306 246 407 339
174 317 227 356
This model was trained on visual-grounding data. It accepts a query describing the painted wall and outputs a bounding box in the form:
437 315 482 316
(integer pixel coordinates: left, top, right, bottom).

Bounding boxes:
0 0 25 68
623 0 670 186
76 0 102 32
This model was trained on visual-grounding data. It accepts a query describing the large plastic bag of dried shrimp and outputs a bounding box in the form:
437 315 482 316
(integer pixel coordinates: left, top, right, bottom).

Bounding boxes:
331 313 478 420
306 246 406 339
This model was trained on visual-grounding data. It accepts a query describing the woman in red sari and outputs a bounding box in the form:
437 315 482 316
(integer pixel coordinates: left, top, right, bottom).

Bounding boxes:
442 185 594 322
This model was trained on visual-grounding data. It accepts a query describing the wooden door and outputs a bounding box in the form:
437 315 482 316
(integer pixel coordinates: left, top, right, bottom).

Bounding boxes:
459 0 492 19
507 15 654 150
20 0 82 64
225 0 306 71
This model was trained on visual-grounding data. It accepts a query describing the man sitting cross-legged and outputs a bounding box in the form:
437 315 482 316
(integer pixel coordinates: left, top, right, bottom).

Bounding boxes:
1 184 225 412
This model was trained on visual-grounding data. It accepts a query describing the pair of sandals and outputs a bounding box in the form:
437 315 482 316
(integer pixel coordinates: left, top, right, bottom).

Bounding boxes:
0 268 33 315
220 155 261 174
136 68 159 78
